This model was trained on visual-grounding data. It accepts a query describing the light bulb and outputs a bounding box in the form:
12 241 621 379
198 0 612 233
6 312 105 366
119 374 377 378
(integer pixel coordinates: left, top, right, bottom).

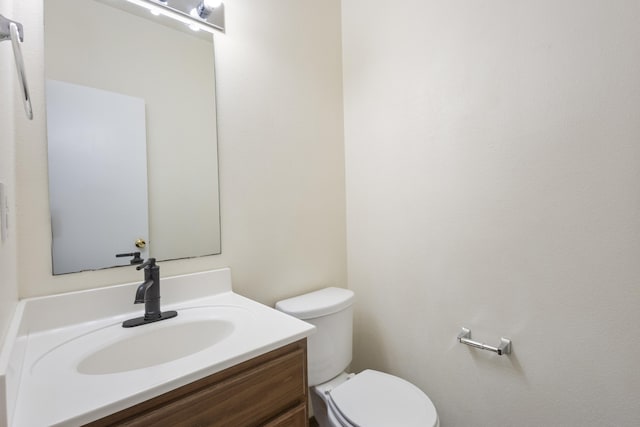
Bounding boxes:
194 0 222 19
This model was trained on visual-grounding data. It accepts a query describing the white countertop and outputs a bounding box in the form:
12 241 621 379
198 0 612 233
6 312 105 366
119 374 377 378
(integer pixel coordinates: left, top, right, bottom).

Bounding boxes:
0 268 314 427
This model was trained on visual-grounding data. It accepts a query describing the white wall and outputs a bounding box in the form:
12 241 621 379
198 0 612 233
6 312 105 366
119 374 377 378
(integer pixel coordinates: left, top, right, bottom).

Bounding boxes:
14 0 346 306
343 0 640 426
0 0 19 345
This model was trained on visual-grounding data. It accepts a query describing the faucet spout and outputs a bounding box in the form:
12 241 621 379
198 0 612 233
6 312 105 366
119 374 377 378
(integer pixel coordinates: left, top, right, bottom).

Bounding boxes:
134 279 155 304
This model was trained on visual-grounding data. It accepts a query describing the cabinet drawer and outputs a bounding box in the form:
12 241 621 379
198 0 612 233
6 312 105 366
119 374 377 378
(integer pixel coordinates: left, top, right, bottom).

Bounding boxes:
264 403 307 427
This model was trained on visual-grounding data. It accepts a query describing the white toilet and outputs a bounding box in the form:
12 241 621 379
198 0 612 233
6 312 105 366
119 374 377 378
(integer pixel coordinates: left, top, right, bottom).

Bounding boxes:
276 287 439 427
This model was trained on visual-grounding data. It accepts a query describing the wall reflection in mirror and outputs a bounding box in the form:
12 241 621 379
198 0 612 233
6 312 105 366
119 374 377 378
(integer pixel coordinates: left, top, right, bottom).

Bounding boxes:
45 0 221 275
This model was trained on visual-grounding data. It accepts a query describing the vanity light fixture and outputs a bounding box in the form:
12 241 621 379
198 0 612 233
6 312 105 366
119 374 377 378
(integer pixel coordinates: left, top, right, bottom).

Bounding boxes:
120 0 225 34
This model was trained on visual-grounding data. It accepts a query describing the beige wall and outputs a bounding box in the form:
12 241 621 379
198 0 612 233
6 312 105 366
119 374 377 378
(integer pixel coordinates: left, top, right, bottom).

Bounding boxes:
343 0 640 426
0 0 19 345
14 0 346 306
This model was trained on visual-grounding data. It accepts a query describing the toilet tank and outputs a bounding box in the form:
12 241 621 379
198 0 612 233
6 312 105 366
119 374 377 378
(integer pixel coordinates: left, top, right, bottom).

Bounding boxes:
276 287 354 386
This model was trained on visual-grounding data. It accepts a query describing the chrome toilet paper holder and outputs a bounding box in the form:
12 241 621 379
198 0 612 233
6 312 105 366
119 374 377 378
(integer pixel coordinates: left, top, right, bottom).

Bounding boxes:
457 327 512 356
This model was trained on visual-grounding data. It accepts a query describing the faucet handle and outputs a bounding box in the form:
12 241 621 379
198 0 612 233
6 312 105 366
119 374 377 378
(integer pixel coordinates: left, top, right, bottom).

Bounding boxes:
115 251 143 265
136 257 157 270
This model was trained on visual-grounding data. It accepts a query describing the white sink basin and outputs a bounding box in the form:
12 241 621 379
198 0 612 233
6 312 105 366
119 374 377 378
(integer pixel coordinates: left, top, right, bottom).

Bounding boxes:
77 318 235 375
30 305 251 378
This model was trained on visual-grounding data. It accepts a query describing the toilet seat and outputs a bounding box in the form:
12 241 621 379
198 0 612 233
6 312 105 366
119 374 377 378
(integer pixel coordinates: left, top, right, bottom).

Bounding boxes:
326 370 439 427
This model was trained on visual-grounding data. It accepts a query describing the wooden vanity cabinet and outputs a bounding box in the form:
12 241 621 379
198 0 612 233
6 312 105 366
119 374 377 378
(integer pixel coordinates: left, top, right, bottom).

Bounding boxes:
85 340 308 427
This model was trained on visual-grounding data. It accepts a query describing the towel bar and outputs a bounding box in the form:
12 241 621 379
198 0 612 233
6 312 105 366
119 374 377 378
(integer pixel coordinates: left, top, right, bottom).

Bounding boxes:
1 14 33 120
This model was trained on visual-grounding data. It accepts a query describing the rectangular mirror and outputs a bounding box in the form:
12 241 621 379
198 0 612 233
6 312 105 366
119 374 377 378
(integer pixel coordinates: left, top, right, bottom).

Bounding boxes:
45 0 221 274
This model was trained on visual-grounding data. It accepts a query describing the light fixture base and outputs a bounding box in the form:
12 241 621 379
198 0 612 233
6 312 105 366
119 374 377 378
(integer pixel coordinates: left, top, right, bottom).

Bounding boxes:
97 0 225 39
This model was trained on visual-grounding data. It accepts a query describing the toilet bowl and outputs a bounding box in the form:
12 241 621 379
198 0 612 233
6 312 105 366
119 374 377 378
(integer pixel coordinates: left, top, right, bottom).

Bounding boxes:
275 287 439 427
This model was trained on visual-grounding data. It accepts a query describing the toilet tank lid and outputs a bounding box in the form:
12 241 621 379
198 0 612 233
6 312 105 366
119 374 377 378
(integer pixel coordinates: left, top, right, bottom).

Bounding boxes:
275 287 354 320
